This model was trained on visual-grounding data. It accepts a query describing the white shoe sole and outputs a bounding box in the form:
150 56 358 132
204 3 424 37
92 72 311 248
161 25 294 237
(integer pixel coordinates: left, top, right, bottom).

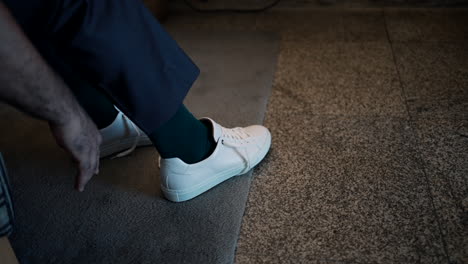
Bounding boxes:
100 136 153 158
161 134 271 202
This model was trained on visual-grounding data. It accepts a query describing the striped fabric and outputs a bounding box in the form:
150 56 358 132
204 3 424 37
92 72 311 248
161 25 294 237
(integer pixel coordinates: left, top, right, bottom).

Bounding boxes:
0 153 14 237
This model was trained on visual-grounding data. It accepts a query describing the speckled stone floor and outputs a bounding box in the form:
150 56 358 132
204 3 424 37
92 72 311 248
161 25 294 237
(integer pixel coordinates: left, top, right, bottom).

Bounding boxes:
164 7 468 264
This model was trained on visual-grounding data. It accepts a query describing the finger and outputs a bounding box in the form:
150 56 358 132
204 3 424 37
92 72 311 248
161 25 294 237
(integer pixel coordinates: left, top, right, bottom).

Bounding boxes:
94 147 100 175
75 167 91 192
76 169 89 192
76 162 94 192
78 145 99 192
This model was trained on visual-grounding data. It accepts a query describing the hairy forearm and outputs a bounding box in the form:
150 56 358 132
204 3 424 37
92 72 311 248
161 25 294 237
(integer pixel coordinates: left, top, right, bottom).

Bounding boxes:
0 2 82 126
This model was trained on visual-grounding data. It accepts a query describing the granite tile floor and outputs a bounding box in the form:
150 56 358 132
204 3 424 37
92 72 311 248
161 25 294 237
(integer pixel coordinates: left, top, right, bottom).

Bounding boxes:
164 7 468 263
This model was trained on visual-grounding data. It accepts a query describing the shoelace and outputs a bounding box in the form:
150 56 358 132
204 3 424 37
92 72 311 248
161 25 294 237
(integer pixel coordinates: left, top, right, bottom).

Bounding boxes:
221 127 252 172
111 114 141 159
221 127 251 148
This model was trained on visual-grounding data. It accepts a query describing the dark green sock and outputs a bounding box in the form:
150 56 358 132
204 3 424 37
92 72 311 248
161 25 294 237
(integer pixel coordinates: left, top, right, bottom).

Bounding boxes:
149 105 216 164
59 67 118 129
70 77 119 129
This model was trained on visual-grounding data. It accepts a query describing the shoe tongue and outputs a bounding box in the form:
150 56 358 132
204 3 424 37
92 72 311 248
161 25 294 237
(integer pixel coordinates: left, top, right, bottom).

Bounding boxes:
211 122 223 142
201 118 222 142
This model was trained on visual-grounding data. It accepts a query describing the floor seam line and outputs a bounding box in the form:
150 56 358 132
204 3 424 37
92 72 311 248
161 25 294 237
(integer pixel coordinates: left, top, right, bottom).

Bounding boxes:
383 9 452 263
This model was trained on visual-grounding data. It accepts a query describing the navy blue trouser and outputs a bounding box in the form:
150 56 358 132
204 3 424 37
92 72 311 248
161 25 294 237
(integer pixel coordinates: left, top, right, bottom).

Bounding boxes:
3 0 200 134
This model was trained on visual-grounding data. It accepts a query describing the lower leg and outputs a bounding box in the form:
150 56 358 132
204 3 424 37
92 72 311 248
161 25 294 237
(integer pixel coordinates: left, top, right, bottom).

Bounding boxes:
35 36 212 161
150 105 216 164
22 0 214 163
45 0 208 161
65 75 118 130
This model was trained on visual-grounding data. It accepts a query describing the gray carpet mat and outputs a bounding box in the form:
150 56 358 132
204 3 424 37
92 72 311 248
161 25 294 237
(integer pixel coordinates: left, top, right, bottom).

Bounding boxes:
0 31 278 264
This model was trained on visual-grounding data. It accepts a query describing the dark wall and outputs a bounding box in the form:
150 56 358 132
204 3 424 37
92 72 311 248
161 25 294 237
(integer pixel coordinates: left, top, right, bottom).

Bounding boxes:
177 0 468 8
371 0 468 5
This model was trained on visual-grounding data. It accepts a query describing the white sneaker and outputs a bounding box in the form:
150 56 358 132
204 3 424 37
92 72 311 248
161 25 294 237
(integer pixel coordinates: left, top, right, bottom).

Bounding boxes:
99 110 152 158
160 118 271 202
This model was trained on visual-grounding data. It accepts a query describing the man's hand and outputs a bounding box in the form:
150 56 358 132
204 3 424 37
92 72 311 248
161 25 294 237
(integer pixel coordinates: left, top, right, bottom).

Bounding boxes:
0 3 102 192
50 110 102 192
